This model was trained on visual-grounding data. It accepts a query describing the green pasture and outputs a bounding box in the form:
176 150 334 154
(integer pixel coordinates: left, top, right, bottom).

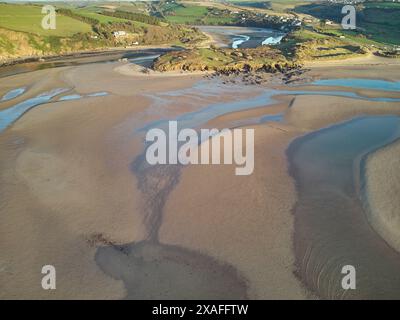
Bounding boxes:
0 3 92 37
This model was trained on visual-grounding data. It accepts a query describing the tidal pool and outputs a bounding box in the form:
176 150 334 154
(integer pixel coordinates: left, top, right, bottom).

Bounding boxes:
0 89 109 132
87 92 109 97
59 94 82 101
0 87 26 102
287 115 400 299
0 88 69 133
197 26 285 48
139 85 400 133
313 79 400 92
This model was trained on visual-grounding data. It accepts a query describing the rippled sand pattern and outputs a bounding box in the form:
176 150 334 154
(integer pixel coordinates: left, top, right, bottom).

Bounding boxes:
288 116 400 299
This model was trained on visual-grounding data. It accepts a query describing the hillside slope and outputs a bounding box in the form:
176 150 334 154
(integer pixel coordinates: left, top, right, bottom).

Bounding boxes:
0 3 205 64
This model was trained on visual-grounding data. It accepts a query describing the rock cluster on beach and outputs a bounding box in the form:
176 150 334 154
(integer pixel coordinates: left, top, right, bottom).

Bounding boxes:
204 67 310 86
152 46 302 75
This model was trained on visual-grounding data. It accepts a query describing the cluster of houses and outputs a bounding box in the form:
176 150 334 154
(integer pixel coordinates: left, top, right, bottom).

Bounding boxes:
203 6 302 28
232 10 303 29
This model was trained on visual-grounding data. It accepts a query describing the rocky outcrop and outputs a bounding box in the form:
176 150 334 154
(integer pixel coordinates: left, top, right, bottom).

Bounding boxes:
153 46 301 74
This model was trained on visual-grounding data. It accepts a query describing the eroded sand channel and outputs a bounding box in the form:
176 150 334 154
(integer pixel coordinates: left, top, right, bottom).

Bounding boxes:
288 116 400 299
2 55 400 298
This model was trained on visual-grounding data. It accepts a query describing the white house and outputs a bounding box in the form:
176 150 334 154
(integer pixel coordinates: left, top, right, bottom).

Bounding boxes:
112 31 127 38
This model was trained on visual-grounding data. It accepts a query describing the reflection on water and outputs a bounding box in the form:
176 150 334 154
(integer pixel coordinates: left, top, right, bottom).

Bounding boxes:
198 26 285 48
59 94 82 101
260 113 284 123
130 77 400 299
140 85 400 133
139 89 279 132
0 89 109 132
313 79 400 92
0 48 175 78
87 91 109 97
293 89 400 102
0 88 69 133
129 54 161 68
2 58 400 298
232 35 250 49
288 116 400 299
58 91 109 101
2 75 399 135
1 87 26 102
262 35 285 45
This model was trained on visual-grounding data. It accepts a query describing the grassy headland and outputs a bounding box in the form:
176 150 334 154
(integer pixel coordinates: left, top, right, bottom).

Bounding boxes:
295 1 400 46
153 25 369 74
153 45 299 73
278 28 369 61
0 2 205 64
152 0 399 74
1 0 399 66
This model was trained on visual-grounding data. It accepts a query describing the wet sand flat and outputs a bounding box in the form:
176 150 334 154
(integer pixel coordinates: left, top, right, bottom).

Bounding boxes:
364 140 400 253
160 123 309 299
305 55 400 82
1 57 400 299
0 95 148 299
288 116 400 299
0 63 203 298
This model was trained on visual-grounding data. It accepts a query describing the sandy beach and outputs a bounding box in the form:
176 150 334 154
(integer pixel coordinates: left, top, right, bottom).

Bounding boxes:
1 55 400 299
160 123 309 299
363 140 400 253
305 54 400 81
0 63 203 299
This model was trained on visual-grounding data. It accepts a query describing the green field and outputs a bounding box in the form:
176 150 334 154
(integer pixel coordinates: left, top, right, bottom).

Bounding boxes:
228 0 307 11
0 4 92 37
165 5 209 24
71 9 130 24
295 2 400 45
0 2 207 60
364 1 400 9
277 28 366 61
164 4 236 25
69 7 162 28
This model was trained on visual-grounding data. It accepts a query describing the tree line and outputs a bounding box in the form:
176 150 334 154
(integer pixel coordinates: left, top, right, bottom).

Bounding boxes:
101 10 165 26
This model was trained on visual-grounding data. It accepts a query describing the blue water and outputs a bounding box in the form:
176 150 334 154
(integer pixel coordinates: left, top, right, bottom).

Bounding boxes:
1 87 26 102
87 92 109 97
197 26 285 49
0 89 110 133
288 115 400 299
292 89 400 102
260 113 284 123
139 89 279 132
2 77 400 135
261 35 285 45
58 92 108 101
313 79 400 92
232 35 250 49
139 85 400 133
0 88 69 133
166 83 400 129
129 55 161 66
59 94 82 101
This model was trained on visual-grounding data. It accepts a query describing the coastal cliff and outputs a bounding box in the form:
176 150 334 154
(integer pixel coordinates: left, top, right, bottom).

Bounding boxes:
153 46 300 73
